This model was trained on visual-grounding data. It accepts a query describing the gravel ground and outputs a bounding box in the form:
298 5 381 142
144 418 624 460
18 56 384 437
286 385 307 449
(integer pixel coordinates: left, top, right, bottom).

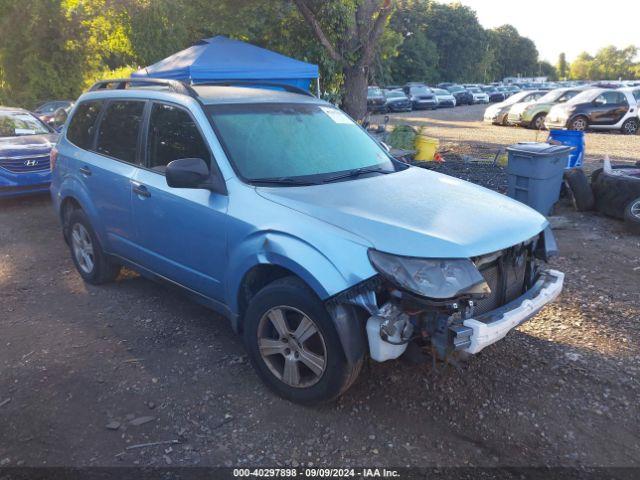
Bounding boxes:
374 104 640 167
1 107 639 470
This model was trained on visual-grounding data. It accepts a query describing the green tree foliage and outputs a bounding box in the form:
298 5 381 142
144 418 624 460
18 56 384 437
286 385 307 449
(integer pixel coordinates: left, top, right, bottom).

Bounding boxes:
486 25 539 80
557 52 568 79
569 46 639 80
537 60 557 81
1 0 638 110
421 1 486 82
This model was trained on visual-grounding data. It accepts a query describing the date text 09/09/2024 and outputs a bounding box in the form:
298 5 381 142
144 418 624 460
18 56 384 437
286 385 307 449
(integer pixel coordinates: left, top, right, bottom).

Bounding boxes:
232 468 400 477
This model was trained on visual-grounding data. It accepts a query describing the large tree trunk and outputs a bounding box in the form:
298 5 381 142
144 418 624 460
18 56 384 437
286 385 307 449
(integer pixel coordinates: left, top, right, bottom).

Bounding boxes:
342 64 369 121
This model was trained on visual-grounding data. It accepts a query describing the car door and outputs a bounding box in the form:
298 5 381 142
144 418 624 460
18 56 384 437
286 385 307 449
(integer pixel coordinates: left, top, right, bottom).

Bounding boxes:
606 92 629 125
130 101 228 301
591 92 627 125
68 99 146 258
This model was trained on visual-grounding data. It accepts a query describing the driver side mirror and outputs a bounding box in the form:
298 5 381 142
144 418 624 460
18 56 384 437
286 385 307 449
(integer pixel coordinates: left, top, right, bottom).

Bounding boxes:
166 158 226 194
593 98 605 106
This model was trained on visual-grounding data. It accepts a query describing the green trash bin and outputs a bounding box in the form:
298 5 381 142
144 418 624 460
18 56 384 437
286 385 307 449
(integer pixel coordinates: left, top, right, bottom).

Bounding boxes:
506 142 572 216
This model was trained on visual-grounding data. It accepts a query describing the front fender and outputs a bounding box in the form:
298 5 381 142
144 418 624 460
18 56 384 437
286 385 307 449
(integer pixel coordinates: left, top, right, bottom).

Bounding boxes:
225 230 374 316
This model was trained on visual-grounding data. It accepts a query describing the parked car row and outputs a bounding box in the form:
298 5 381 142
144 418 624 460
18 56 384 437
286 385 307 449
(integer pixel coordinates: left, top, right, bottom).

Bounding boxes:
367 82 519 113
484 85 640 135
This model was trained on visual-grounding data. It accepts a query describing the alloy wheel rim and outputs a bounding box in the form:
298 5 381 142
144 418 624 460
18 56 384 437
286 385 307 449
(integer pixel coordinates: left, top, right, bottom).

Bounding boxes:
624 122 638 134
71 223 95 274
573 118 587 131
631 201 640 219
257 306 327 388
535 116 545 129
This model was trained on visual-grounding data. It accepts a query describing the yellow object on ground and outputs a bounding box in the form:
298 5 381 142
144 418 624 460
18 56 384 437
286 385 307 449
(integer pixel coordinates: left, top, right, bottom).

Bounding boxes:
414 134 439 161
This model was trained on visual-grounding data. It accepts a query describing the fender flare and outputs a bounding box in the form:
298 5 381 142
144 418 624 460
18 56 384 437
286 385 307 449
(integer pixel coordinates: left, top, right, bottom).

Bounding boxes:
226 231 352 317
226 231 370 366
56 177 108 248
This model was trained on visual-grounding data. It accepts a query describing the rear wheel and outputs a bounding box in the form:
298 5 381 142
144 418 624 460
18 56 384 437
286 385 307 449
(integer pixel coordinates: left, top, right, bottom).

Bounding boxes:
66 209 120 284
569 116 588 131
243 276 362 404
621 118 639 135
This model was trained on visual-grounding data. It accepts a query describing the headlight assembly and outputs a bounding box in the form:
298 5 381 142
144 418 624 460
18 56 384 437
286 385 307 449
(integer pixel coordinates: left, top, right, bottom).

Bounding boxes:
368 250 491 300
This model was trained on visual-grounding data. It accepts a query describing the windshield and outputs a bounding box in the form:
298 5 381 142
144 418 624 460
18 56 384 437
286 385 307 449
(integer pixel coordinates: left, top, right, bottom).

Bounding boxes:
35 101 65 114
367 87 383 97
409 86 431 95
503 91 531 105
0 111 50 137
207 103 395 183
536 90 565 103
385 90 405 98
433 89 449 95
447 86 463 93
467 87 481 93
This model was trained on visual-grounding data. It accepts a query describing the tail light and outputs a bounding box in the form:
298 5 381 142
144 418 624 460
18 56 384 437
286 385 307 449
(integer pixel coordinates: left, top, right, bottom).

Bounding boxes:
50 146 58 172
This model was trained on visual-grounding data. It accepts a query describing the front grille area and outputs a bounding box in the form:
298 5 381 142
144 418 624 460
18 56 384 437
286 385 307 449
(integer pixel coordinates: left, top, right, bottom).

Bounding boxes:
0 154 50 173
474 246 529 316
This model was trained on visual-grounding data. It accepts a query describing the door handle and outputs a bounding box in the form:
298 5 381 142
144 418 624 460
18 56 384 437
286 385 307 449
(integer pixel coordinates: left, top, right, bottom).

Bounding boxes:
79 166 92 176
132 182 151 198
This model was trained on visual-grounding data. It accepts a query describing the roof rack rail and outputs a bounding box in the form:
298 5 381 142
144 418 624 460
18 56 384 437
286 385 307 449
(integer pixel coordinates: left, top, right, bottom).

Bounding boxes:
191 80 317 98
88 78 198 97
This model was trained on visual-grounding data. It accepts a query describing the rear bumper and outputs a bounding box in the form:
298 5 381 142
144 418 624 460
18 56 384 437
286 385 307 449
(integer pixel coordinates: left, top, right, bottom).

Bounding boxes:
462 269 564 354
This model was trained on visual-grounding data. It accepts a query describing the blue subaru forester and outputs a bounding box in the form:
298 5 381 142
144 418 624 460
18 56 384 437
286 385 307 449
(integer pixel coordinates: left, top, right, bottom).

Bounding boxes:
51 79 564 404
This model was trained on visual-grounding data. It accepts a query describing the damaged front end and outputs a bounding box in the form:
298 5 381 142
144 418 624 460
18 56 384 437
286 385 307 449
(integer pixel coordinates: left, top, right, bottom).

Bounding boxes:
327 227 563 363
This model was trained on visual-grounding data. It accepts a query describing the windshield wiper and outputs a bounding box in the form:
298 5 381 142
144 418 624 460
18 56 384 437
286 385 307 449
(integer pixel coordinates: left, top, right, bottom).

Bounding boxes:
251 177 320 186
322 167 392 183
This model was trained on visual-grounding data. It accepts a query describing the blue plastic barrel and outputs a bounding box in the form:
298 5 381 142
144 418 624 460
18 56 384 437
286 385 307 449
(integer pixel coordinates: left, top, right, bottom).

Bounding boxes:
547 129 585 168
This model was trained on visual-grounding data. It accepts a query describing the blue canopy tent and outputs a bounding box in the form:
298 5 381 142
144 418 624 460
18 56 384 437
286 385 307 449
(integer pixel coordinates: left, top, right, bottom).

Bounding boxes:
131 36 319 94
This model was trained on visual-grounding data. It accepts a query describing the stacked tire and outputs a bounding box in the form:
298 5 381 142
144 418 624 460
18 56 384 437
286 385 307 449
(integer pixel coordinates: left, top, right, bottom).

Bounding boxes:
591 166 640 233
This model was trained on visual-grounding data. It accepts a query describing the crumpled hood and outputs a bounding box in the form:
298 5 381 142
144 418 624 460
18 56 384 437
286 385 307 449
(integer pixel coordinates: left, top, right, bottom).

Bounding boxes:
0 134 57 156
257 167 548 258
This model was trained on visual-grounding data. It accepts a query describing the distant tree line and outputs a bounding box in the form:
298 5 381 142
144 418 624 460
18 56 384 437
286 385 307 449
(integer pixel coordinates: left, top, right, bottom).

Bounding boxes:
0 0 638 118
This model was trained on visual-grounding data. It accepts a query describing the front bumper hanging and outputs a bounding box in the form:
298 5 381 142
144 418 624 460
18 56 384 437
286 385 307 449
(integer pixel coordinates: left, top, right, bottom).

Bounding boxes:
461 269 564 354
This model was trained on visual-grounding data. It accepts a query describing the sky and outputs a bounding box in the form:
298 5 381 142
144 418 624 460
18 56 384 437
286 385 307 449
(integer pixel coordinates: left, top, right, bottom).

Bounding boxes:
455 0 640 63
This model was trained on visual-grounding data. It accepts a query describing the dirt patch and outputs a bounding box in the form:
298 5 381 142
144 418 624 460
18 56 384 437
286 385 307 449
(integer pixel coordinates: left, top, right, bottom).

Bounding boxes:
1 121 639 468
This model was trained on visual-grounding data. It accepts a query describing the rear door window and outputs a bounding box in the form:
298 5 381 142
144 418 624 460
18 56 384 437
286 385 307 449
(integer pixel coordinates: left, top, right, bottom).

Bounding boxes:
95 100 145 164
66 100 103 150
146 103 211 173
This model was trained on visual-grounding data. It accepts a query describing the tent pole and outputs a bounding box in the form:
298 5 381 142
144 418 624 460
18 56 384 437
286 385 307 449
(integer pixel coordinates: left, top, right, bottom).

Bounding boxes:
316 77 321 98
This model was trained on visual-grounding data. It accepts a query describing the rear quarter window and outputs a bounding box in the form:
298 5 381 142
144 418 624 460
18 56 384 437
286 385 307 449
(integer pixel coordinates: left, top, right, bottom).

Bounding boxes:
66 100 103 150
95 100 145 164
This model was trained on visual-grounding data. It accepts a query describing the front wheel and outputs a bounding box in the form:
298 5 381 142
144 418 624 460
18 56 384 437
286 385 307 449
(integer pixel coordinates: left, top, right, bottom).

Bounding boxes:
569 116 588 131
531 113 547 130
243 277 362 404
621 118 639 135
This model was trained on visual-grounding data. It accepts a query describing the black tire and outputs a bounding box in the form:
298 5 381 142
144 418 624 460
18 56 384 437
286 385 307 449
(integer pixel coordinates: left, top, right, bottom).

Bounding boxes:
569 115 588 131
592 169 640 219
243 276 362 404
564 169 594 211
66 209 120 284
624 197 640 234
621 118 639 135
531 113 547 130
590 167 603 185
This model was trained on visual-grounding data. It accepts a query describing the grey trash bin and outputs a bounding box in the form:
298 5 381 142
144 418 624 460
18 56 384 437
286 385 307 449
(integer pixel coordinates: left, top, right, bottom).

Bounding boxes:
506 142 572 216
